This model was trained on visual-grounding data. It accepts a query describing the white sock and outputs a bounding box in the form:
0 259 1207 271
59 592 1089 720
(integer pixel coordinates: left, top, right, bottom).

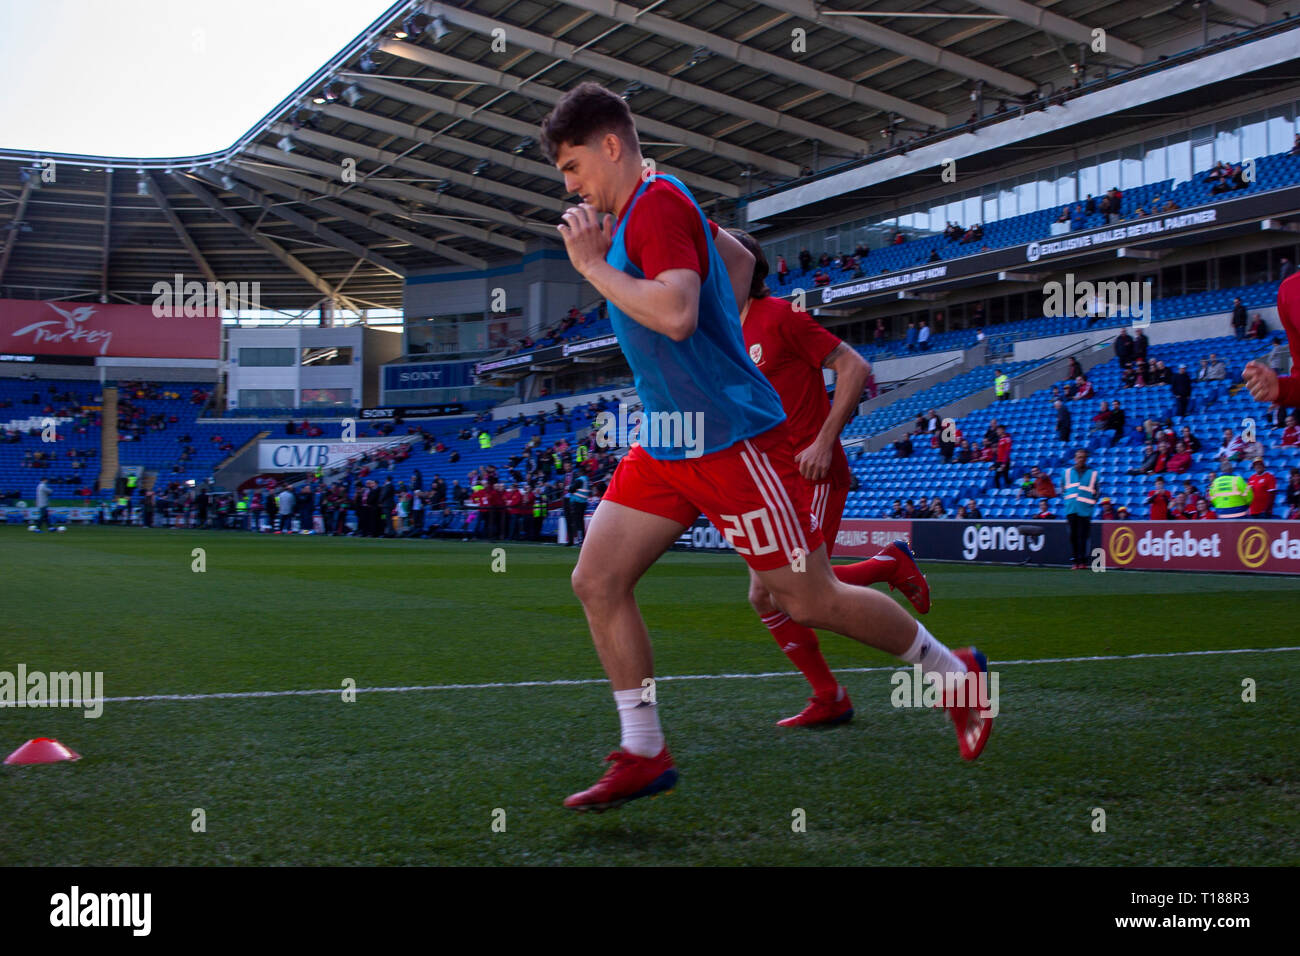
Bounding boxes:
614 688 664 757
900 621 967 678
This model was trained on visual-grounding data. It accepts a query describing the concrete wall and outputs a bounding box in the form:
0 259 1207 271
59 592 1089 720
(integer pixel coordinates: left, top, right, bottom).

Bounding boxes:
1011 307 1283 363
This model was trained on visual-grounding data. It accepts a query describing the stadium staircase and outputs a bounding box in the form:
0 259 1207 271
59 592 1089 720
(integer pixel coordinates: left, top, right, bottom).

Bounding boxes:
97 386 119 491
211 429 271 491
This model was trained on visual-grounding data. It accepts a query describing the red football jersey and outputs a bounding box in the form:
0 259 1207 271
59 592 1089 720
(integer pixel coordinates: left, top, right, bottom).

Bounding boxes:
742 295 851 488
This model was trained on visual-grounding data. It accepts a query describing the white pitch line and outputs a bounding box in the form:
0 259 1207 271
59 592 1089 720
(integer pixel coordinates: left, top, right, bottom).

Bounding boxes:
18 645 1298 708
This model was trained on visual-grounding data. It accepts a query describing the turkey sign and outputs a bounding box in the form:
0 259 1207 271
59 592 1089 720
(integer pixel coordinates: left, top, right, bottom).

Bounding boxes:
0 299 219 360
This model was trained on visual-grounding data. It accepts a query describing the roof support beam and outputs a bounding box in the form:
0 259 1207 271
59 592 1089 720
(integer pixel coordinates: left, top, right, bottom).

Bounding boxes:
314 102 570 210
100 168 112 301
225 163 486 269
245 143 530 253
1210 0 1267 25
144 172 219 284
576 0 1034 98
171 172 365 315
193 168 406 278
423 3 885 149
967 0 1144 65
375 41 794 182
291 110 570 214
0 179 34 285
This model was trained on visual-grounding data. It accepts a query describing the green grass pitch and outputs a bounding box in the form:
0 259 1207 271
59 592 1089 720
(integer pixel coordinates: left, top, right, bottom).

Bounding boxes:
1 524 1296 866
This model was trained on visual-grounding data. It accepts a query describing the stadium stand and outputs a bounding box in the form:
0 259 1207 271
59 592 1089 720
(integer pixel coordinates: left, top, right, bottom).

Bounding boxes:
846 332 1295 521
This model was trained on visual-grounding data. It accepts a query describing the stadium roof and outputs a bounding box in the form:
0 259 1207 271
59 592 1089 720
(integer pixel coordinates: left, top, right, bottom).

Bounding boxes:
0 0 1285 316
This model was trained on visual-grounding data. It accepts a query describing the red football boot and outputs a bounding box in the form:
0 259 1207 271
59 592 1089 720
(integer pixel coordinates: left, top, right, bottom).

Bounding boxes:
946 648 994 761
880 540 932 614
564 748 678 812
776 687 854 727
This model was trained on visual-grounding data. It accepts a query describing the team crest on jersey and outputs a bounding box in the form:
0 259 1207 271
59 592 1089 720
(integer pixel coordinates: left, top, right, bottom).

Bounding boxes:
749 343 763 365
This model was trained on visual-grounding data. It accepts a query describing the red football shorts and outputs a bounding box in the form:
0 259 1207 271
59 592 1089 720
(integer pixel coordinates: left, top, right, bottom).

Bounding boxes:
603 424 823 571
806 480 849 559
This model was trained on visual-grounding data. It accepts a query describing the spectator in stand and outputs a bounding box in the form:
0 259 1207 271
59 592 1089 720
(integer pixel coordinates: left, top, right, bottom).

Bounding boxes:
1072 376 1094 400
1216 427 1244 461
1204 353 1227 381
1194 498 1216 519
1247 313 1269 340
1281 414 1300 447
905 321 918 352
776 255 789 282
1146 477 1172 519
1055 400 1072 443
957 499 982 519
1096 498 1116 520
993 424 1012 489
1167 440 1193 474
928 496 945 518
893 432 914 458
1106 400 1127 446
1285 467 1300 516
1170 364 1193 418
1231 297 1248 338
891 499 906 518
1132 328 1149 362
1280 256 1296 280
1114 329 1135 365
1248 458 1278 518
1090 400 1111 433
1029 466 1057 499
917 319 932 351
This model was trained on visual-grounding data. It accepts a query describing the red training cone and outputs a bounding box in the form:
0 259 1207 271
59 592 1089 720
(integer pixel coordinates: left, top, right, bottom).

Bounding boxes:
4 738 81 765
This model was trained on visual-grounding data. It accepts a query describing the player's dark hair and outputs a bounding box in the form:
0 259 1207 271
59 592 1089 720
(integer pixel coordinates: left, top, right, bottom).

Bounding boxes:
539 82 639 163
727 228 770 301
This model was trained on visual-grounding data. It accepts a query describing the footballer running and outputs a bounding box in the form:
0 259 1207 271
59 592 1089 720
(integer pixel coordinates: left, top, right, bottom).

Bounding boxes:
542 82 993 813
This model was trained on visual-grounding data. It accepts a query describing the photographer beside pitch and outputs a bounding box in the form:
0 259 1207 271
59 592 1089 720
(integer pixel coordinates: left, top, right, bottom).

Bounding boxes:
543 82 991 813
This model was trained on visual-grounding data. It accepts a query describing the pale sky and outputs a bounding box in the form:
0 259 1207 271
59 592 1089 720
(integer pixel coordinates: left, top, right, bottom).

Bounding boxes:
0 0 400 157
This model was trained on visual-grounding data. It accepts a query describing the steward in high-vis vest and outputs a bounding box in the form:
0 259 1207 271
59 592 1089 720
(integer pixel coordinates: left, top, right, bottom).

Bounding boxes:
235 496 249 530
479 431 491 449
1062 449 1100 569
575 444 588 464
1209 472 1252 518
994 370 1010 401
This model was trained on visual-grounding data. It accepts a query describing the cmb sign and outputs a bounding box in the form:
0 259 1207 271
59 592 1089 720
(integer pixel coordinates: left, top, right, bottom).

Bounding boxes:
256 439 389 472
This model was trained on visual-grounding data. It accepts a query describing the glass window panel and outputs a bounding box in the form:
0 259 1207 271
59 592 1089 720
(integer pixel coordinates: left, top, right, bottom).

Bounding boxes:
963 194 981 225
1098 152 1121 192
1214 124 1241 164
237 388 294 409
1143 143 1166 184
1016 178 1036 215
300 388 352 407
1167 138 1192 185
1241 111 1268 160
1055 170 1076 206
300 346 352 367
1192 138 1214 176
1038 177 1056 211
999 183 1016 219
238 347 296 367
983 193 999 223
1078 161 1099 201
1267 104 1294 154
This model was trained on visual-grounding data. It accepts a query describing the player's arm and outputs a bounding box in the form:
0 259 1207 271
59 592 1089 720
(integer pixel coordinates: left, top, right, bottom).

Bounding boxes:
556 202 700 341
712 224 755 315
797 343 870 481
817 343 870 447
1243 284 1300 404
584 262 701 341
